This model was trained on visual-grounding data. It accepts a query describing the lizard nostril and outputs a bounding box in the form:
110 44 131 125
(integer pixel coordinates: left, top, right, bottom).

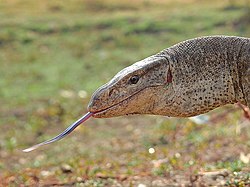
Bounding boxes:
108 89 114 97
87 101 95 111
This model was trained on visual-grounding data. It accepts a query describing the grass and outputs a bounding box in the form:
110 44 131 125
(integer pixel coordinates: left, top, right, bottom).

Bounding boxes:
0 0 249 186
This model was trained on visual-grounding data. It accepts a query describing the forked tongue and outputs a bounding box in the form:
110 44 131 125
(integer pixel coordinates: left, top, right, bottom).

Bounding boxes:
23 112 93 152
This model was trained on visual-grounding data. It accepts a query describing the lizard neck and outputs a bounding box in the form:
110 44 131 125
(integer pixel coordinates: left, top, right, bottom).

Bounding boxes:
158 36 248 117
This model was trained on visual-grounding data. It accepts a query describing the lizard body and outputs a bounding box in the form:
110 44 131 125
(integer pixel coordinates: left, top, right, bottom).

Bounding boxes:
23 36 250 152
88 36 250 118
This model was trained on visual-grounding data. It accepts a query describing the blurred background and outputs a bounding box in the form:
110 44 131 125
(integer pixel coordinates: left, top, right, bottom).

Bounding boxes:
0 0 249 186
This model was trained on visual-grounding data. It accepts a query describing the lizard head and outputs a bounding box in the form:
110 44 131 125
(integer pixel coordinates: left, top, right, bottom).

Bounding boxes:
88 55 175 118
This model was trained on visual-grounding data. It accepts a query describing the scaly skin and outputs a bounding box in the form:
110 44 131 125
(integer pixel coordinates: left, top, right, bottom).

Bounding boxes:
88 36 250 118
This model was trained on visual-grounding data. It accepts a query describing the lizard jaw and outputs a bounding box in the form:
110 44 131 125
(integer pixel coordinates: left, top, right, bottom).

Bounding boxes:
89 91 139 118
88 86 160 118
88 85 167 118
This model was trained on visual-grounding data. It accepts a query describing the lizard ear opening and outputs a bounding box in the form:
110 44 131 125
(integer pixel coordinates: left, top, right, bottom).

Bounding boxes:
166 68 172 83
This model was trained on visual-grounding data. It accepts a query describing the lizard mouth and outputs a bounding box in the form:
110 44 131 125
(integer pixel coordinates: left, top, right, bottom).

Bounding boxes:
89 89 142 118
89 85 170 118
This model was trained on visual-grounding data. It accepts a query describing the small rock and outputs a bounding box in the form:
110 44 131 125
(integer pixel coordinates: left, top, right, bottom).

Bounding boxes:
106 162 112 168
175 152 181 158
133 175 140 180
240 152 250 164
137 184 146 187
117 174 127 181
76 177 83 182
61 164 73 173
40 170 52 177
96 173 109 179
198 169 229 178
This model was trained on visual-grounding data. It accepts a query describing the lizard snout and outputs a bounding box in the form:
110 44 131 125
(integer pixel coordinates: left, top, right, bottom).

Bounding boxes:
87 85 110 113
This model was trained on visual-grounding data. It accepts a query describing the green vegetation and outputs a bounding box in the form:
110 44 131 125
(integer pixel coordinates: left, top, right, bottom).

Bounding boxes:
0 0 249 186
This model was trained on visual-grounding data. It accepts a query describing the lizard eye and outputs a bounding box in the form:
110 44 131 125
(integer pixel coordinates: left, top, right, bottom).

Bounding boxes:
129 75 140 84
